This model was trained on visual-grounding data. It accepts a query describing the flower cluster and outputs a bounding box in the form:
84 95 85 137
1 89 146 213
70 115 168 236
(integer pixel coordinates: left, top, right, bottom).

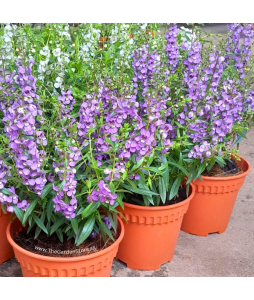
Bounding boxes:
52 145 81 219
131 45 161 95
2 60 47 196
226 23 254 80
165 24 179 72
88 180 117 206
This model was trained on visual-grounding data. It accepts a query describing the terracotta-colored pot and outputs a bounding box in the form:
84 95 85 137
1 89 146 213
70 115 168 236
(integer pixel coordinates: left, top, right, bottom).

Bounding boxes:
99 37 108 49
6 217 124 277
181 156 251 236
116 183 195 270
0 205 14 264
146 30 154 36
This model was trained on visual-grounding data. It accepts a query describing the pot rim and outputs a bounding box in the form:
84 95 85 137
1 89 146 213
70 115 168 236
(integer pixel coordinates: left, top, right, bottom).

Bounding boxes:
200 155 251 181
6 216 124 262
122 182 195 211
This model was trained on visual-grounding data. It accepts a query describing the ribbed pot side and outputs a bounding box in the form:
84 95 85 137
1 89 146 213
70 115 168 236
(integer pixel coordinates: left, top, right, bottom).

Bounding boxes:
181 156 251 236
116 184 195 271
7 217 124 277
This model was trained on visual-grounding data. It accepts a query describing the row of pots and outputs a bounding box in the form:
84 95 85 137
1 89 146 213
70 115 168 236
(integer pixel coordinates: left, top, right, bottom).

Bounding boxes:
0 156 250 276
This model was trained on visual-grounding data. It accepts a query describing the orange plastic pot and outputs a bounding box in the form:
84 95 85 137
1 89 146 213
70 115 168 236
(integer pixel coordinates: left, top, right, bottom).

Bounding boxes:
99 37 108 49
0 205 14 264
116 184 195 270
6 217 124 277
181 156 251 236
146 30 154 36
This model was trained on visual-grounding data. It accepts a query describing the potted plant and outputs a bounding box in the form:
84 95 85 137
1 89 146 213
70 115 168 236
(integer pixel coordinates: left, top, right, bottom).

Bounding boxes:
113 25 198 271
180 23 254 236
0 50 143 276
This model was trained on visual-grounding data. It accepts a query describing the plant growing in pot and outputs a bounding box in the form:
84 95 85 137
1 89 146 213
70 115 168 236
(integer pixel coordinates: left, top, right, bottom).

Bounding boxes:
112 26 199 271
0 55 154 276
179 23 254 236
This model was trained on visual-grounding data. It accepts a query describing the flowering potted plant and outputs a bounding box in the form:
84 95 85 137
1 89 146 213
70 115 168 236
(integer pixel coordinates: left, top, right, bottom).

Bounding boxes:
180 23 254 236
114 25 198 271
1 58 130 276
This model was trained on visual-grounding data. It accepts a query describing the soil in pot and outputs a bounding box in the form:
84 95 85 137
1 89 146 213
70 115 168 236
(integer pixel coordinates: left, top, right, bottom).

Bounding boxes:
13 228 118 258
202 158 243 177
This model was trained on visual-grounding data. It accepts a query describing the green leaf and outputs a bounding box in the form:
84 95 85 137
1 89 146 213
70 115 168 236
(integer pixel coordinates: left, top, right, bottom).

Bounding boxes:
22 200 38 226
106 211 117 232
215 156 226 168
50 217 66 235
158 177 166 204
120 183 159 196
109 182 115 194
13 206 24 223
125 178 138 191
169 175 182 200
162 165 169 192
146 167 162 174
41 183 53 199
71 218 78 235
1 188 13 196
82 201 101 219
116 193 124 209
194 161 207 180
105 137 114 148
130 157 144 172
148 151 154 165
34 212 45 239
33 214 48 234
76 216 95 246
98 220 114 241
138 182 154 205
47 200 54 223
167 161 189 177
56 229 64 243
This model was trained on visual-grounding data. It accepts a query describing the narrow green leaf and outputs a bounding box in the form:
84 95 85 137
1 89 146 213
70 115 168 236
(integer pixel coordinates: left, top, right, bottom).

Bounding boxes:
125 178 138 191
13 206 24 223
106 211 117 232
33 214 48 234
158 177 166 204
47 200 54 223
23 200 38 226
76 216 95 246
167 161 189 177
120 183 159 196
41 183 53 199
1 188 13 196
71 218 78 235
98 220 114 241
82 201 101 219
50 217 66 235
169 175 182 200
162 165 169 192
56 229 64 243
194 161 207 180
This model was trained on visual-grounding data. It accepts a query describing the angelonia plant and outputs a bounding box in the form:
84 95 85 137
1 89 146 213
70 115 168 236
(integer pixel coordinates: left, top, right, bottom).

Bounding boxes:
0 23 254 246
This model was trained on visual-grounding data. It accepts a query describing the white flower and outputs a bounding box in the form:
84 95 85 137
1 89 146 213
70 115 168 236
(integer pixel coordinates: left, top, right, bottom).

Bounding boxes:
54 82 60 88
53 48 61 57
